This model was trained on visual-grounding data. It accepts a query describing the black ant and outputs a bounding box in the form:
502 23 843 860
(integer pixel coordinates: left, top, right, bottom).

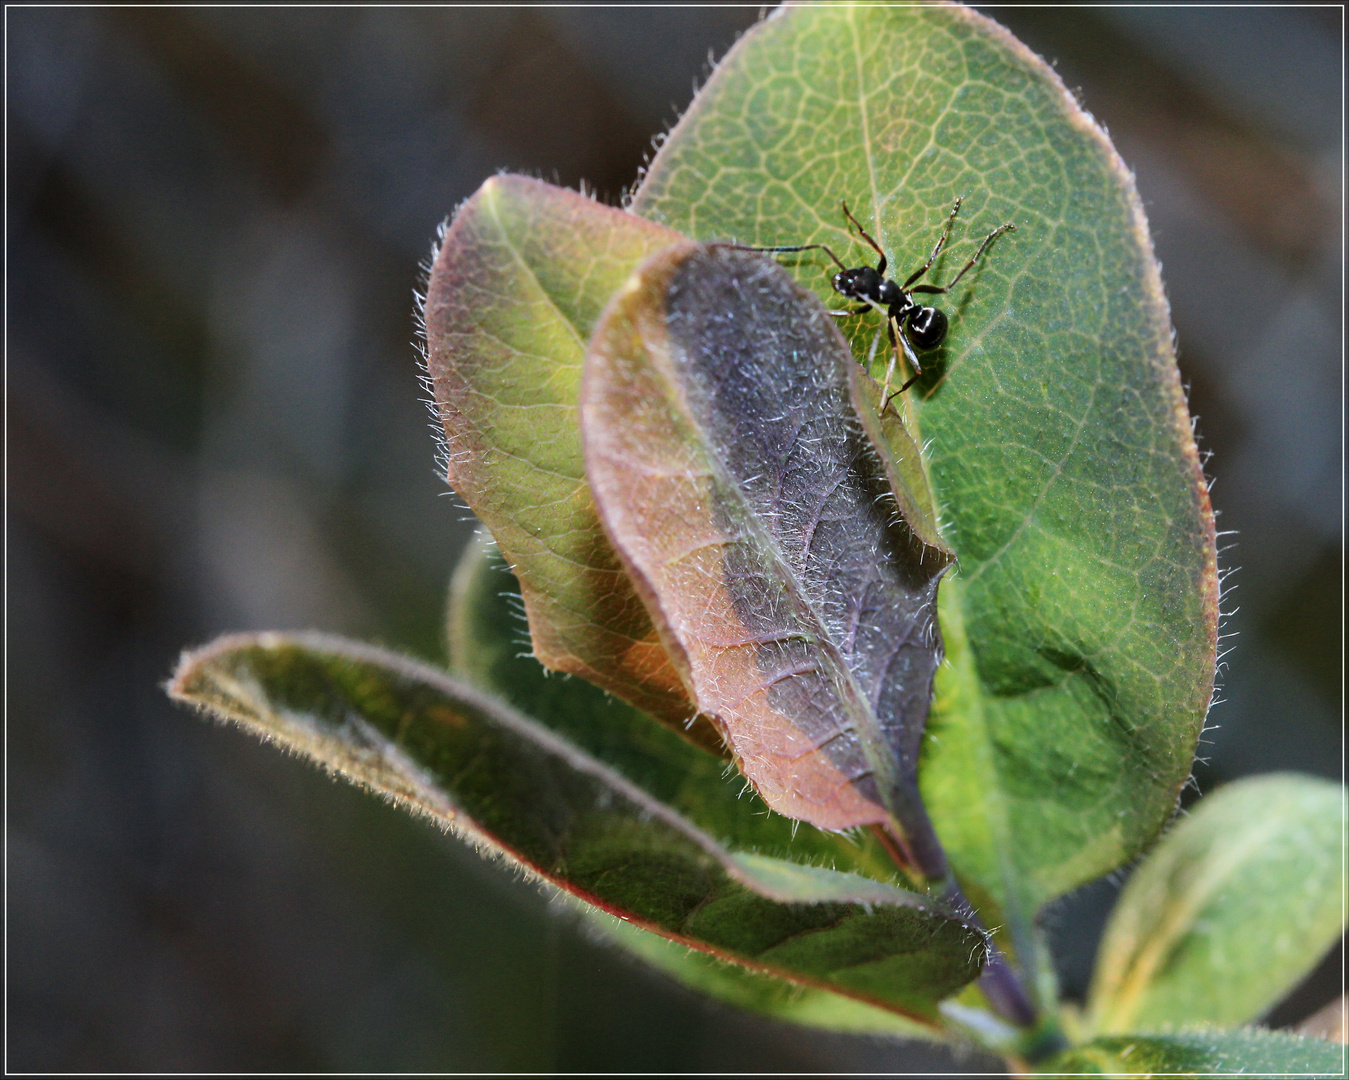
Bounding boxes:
742 198 1014 408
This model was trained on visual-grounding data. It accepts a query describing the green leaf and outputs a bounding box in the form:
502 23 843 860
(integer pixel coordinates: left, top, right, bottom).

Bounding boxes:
631 3 1217 933
1037 1028 1345 1077
587 910 938 1039
1087 773 1346 1033
423 174 723 751
858 390 956 561
582 242 952 862
169 632 986 1024
446 528 914 883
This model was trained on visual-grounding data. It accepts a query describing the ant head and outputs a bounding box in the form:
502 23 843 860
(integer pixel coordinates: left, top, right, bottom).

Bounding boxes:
907 306 948 351
832 265 882 301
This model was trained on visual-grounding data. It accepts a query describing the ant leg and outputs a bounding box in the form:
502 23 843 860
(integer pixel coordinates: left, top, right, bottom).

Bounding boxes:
902 196 964 289
896 317 924 383
827 305 871 318
867 322 886 373
882 368 927 414
840 200 888 277
876 314 923 415
897 367 925 393
877 322 898 403
881 331 929 412
911 222 1016 295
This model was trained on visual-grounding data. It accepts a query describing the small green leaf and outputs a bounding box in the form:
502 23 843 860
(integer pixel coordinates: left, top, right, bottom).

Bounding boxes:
582 242 951 865
447 528 909 881
169 632 986 1023
1038 1028 1345 1077
632 2 1217 936
1087 773 1346 1033
423 175 722 751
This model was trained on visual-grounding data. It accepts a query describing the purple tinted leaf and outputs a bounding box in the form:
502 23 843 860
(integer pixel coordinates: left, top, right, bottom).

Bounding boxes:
583 243 952 863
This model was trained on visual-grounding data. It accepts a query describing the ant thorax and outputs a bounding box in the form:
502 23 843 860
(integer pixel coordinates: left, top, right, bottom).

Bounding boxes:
832 266 909 313
877 279 906 307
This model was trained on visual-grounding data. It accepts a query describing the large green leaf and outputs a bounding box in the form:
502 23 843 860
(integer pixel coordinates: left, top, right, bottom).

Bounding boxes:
582 241 952 863
1038 1028 1345 1077
447 528 904 882
1088 773 1346 1033
169 633 986 1024
631 3 1217 938
422 175 722 750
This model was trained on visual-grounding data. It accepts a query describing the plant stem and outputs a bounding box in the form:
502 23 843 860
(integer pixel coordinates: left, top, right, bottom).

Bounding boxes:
969 927 1038 1029
882 794 1041 1032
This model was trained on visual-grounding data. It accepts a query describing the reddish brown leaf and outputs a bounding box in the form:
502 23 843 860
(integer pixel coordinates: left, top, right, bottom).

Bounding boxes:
423 176 723 752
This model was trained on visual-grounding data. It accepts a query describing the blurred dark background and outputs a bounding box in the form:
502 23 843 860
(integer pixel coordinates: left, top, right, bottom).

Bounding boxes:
7 7 1341 1073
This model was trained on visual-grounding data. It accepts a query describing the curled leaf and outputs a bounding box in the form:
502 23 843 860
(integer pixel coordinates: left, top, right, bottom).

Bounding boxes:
582 242 951 864
423 175 721 751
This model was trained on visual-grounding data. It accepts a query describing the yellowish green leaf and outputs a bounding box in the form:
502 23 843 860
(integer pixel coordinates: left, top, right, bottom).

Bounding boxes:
1088 773 1345 1033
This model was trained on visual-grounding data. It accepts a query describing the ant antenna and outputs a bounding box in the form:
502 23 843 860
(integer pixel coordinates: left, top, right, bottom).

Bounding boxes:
839 200 887 269
903 196 965 289
728 241 848 272
921 220 1016 294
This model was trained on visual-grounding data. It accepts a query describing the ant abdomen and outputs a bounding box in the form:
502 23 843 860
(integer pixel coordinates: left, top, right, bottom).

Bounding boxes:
907 307 948 351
